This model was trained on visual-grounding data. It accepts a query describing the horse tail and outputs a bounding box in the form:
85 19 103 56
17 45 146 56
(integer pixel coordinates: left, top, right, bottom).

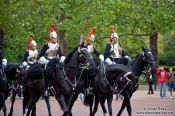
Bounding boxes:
82 94 94 106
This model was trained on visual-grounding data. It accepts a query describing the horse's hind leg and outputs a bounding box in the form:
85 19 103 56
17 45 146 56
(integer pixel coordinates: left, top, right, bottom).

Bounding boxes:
44 95 52 116
8 90 17 116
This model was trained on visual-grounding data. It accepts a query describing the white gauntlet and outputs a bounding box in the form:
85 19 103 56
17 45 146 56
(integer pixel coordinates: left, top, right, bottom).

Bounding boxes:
60 56 66 63
38 56 49 65
105 58 113 65
2 59 7 66
99 54 104 62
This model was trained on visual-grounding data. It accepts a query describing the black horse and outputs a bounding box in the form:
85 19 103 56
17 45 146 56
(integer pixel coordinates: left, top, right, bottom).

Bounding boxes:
91 47 156 116
117 47 156 116
0 65 9 116
44 45 96 116
22 63 45 116
4 63 25 116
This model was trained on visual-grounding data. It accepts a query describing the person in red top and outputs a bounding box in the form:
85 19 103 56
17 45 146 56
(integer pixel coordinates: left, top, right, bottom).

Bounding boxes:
156 66 168 98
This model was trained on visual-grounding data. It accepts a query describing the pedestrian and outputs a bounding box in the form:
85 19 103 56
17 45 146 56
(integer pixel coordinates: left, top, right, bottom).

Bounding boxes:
167 68 175 99
147 68 154 94
156 66 168 98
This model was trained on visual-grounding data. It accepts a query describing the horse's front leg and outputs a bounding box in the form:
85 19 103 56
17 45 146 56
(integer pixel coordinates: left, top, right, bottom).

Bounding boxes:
2 101 7 116
125 92 132 116
117 93 127 116
67 93 79 116
91 95 100 116
88 94 94 116
8 90 17 116
44 95 52 116
107 93 113 116
55 95 69 116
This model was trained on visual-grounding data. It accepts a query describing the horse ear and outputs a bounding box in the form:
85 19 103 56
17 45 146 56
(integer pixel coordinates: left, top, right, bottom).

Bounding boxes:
142 46 146 52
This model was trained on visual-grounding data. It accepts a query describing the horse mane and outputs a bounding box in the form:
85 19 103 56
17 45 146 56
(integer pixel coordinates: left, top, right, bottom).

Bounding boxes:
64 45 79 64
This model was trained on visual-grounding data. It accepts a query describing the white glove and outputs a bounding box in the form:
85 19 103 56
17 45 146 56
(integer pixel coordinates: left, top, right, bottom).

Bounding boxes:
105 58 113 65
112 62 116 64
99 54 104 62
22 61 28 67
38 56 49 65
60 56 66 63
2 59 7 66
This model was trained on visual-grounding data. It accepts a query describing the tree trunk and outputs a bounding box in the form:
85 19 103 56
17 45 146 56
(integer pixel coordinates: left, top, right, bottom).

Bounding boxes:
149 32 158 90
0 29 4 52
57 10 68 53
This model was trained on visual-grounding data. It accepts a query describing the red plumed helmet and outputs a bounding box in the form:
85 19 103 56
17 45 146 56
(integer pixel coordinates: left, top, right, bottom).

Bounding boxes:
48 23 57 42
109 26 115 42
84 27 96 45
27 33 33 50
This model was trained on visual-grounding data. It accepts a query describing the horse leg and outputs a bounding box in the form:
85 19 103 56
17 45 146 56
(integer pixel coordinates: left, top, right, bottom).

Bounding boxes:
56 95 69 116
0 92 7 116
2 101 7 116
107 93 113 116
91 95 100 116
26 106 32 116
44 95 52 116
23 90 29 116
117 93 127 116
31 104 36 116
89 95 94 116
125 92 132 116
100 97 108 116
67 93 79 116
8 90 17 116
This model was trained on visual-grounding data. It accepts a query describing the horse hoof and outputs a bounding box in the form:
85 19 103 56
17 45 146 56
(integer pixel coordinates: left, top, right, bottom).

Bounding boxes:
68 113 72 116
8 113 12 116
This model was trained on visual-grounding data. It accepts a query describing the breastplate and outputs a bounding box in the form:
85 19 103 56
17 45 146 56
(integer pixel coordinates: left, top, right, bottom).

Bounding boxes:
27 50 38 64
46 43 59 59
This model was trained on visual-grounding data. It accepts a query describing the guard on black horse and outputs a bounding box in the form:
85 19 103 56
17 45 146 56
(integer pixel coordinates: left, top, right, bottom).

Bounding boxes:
22 33 38 70
104 27 131 67
81 27 104 95
38 24 66 97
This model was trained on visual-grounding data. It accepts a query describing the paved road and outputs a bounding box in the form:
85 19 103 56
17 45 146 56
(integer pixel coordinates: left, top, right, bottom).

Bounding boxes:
1 90 175 116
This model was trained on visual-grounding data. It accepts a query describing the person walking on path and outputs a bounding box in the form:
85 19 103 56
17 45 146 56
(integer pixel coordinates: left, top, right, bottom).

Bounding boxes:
167 68 175 99
147 68 154 94
156 66 168 98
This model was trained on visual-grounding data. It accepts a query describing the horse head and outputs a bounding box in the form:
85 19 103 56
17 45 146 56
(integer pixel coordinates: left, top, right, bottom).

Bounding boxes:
66 45 96 69
142 47 157 72
77 47 96 69
15 65 26 85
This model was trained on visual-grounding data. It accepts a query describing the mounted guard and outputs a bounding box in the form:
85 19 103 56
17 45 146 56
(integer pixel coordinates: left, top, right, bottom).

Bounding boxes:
82 27 104 94
22 33 38 70
104 26 131 67
38 23 65 65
